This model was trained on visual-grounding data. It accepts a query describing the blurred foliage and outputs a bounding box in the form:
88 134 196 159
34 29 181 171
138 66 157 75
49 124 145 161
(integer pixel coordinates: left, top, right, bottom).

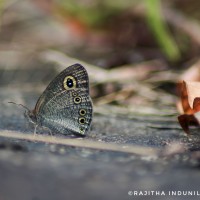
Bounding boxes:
0 0 4 16
1 0 200 64
56 0 138 27
55 0 182 61
145 0 181 61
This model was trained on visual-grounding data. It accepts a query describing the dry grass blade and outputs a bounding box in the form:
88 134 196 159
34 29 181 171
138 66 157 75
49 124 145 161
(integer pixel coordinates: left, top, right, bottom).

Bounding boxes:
0 130 159 156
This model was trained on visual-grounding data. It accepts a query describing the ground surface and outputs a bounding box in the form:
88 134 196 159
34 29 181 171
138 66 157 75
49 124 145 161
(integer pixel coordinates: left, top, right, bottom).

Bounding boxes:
1 67 200 200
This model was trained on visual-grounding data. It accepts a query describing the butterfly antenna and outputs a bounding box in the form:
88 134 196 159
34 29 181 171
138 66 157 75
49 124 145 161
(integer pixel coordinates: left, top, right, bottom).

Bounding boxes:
8 101 30 112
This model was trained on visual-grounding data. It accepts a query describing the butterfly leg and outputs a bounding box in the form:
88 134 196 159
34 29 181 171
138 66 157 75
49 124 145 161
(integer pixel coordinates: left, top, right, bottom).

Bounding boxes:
33 124 38 138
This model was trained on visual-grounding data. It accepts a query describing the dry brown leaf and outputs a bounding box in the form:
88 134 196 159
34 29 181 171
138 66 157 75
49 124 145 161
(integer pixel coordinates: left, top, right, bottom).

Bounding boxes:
178 81 200 134
178 113 199 134
178 81 200 114
180 60 200 82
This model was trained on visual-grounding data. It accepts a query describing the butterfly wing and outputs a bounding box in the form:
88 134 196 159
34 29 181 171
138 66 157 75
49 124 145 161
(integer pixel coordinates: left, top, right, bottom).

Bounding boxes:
34 63 93 135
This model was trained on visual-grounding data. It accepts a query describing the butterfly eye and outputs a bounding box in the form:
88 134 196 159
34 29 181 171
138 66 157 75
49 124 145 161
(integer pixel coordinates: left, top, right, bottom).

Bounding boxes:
79 109 86 116
63 76 76 90
79 117 86 124
74 96 82 104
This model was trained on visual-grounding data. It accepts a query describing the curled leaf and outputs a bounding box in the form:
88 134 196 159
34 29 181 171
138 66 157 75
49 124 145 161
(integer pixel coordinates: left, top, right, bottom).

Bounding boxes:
178 112 199 134
178 81 200 134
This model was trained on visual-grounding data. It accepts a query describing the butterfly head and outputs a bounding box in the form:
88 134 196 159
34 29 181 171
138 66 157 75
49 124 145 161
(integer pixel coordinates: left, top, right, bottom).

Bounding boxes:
24 109 37 124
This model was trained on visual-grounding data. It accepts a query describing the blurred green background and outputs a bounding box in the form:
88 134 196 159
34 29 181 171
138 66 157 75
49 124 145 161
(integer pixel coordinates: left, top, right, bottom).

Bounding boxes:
1 0 200 66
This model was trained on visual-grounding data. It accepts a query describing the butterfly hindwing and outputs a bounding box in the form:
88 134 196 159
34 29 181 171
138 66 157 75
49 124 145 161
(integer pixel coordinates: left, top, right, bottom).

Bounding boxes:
32 63 93 135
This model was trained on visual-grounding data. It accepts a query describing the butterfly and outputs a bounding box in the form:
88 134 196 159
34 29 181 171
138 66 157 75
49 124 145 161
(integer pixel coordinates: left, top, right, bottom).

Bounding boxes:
10 64 93 136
